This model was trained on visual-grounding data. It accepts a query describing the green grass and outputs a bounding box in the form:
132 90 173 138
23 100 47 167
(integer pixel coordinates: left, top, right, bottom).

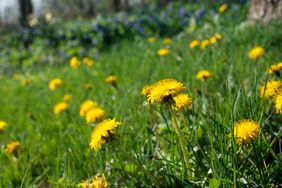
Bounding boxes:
0 20 282 187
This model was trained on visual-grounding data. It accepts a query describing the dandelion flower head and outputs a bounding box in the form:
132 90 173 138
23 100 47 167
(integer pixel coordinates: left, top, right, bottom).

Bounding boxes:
196 70 212 81
70 56 81 69
215 34 222 40
83 57 94 67
90 118 120 151
62 94 72 102
49 78 63 91
84 83 93 90
21 78 29 86
5 141 21 154
260 80 281 98
148 37 156 43
0 121 7 133
147 79 185 104
268 62 282 74
163 38 172 45
210 36 218 44
105 76 117 86
248 46 265 60
85 107 105 123
172 93 192 111
201 40 210 50
219 4 228 13
141 85 153 97
232 119 260 145
189 40 200 49
80 100 97 117
54 102 68 115
157 48 170 56
273 91 282 114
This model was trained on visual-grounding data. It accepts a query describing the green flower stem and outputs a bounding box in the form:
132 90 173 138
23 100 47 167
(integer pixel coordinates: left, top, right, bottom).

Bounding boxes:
170 109 192 179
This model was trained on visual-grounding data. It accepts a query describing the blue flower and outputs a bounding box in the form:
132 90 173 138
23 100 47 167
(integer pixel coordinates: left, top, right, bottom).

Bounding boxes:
194 8 205 19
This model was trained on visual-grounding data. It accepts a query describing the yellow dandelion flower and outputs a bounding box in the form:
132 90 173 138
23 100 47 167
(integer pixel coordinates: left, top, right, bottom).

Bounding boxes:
200 40 210 50
147 79 185 104
78 174 108 188
90 118 120 151
13 74 20 80
54 102 68 115
48 78 63 91
5 141 20 154
21 78 29 86
248 46 265 60
141 85 153 97
172 93 192 111
215 33 222 40
268 62 282 74
232 119 260 145
157 48 170 56
219 4 228 13
85 107 105 123
189 40 200 49
163 38 172 45
80 100 97 117
260 80 281 98
62 94 72 102
70 56 81 69
148 37 156 43
83 57 94 67
210 36 217 44
196 70 213 81
84 83 93 90
0 121 7 133
105 76 117 86
273 91 282 114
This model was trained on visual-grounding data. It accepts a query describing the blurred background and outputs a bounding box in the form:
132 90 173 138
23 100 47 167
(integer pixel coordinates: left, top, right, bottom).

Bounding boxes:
0 0 281 68
0 0 245 28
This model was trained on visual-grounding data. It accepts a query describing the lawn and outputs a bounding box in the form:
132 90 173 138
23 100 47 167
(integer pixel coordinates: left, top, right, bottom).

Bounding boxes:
0 2 282 187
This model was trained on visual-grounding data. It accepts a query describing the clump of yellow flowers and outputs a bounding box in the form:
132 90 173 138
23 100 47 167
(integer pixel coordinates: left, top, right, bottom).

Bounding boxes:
79 99 105 123
78 173 108 188
142 79 192 111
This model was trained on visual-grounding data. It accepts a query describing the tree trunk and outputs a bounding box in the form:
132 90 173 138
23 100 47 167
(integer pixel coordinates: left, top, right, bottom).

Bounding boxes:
248 0 282 24
87 1 96 17
160 0 172 6
113 0 121 12
124 0 130 12
18 0 33 27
